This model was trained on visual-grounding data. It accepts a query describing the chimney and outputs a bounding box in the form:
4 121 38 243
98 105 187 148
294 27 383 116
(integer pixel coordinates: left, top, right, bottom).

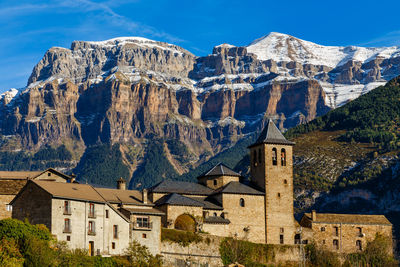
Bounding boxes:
117 177 126 190
70 173 76 183
311 210 317 221
142 189 148 204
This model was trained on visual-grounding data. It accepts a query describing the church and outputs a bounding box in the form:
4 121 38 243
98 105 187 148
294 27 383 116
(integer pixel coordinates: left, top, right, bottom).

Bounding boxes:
148 119 393 253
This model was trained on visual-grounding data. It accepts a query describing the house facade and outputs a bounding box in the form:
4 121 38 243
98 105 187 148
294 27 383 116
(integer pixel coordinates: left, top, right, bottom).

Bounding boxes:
11 179 163 256
0 168 72 219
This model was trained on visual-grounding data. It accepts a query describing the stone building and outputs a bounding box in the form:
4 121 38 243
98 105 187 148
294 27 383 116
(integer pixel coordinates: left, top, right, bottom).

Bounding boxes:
0 168 72 219
299 211 393 253
147 119 393 251
10 179 163 256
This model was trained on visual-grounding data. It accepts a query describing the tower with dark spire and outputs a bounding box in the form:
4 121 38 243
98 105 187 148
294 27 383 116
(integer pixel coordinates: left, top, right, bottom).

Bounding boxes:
248 119 296 244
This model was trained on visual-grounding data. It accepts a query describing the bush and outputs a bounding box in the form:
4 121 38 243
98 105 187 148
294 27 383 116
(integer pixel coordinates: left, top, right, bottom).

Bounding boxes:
304 243 341 267
124 240 162 267
0 238 24 267
161 228 203 247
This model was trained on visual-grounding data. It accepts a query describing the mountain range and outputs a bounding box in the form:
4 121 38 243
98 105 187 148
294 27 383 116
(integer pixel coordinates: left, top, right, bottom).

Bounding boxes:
1 32 400 188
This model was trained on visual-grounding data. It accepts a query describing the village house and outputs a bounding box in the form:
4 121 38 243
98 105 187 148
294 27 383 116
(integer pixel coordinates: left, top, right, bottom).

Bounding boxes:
147 119 393 253
10 179 163 256
0 168 73 219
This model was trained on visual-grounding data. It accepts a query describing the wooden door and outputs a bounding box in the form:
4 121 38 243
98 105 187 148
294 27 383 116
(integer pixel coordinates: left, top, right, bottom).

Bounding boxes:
89 241 94 256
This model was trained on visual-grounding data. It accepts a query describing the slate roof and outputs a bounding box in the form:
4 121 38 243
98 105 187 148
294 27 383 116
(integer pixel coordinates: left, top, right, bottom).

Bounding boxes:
189 196 223 210
198 163 241 179
121 207 165 216
204 216 231 224
0 171 42 180
249 119 295 147
0 180 27 195
95 188 149 205
303 213 392 225
154 193 204 207
149 180 213 195
212 181 264 195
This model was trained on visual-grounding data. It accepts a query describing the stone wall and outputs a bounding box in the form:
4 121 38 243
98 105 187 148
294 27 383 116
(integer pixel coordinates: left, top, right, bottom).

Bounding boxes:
311 222 393 254
165 205 203 228
130 214 162 255
161 234 302 267
198 175 239 190
0 195 15 219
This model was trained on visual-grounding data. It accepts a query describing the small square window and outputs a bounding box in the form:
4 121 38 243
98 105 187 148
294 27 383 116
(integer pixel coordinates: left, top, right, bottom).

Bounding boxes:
142 233 147 238
105 210 109 218
321 227 325 232
112 242 115 249
66 236 71 241
48 173 51 176
280 228 284 233
277 193 281 198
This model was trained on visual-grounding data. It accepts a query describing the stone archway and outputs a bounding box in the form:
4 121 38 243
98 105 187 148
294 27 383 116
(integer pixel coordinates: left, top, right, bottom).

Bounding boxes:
174 214 196 232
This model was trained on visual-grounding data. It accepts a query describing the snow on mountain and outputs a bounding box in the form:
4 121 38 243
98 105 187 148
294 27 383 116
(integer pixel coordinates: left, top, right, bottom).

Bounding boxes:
0 88 20 105
247 32 400 68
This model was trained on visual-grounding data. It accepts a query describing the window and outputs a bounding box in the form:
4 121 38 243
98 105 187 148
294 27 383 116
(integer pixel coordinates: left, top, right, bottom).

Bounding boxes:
357 227 363 237
322 240 326 244
280 234 284 244
213 180 217 186
334 226 339 236
333 239 339 250
66 235 71 241
258 148 262 163
64 201 71 215
281 148 286 166
113 225 118 239
88 203 95 218
283 179 287 185
239 198 245 207
105 210 109 218
88 221 95 235
356 240 362 251
135 216 151 229
280 228 284 233
321 227 325 232
112 242 115 249
277 193 281 198
253 150 257 166
48 173 51 176
213 212 217 217
272 148 277 165
142 233 147 238
5 205 12 212
64 218 71 233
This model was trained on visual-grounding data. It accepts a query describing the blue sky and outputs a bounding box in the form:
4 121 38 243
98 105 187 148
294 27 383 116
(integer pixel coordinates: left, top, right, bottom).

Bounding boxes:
1 0 400 92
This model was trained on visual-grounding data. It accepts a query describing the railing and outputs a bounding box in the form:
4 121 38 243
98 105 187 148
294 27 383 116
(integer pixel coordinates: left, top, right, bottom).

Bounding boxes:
87 230 96 236
88 212 96 218
133 221 152 230
63 227 71 233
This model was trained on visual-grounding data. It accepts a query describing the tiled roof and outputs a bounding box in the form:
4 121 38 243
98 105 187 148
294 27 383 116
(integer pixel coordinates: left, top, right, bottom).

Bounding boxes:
149 180 212 195
30 180 106 203
212 181 264 195
121 207 165 216
154 193 204 207
249 119 295 147
304 213 392 225
0 180 27 195
95 188 148 205
198 163 240 178
189 196 223 210
204 216 231 224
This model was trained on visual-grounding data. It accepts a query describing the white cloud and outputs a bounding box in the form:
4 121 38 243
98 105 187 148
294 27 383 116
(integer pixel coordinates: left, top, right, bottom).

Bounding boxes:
358 31 400 47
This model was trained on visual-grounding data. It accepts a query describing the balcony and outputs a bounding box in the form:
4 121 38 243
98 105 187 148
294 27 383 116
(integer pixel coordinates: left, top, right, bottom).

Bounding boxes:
133 221 152 230
87 230 96 236
63 228 71 233
88 212 96 219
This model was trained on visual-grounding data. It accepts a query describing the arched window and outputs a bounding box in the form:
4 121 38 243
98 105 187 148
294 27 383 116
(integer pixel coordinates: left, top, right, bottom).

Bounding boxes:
272 148 277 165
213 212 217 217
258 148 262 163
281 148 286 166
240 198 245 207
284 179 288 185
253 150 257 166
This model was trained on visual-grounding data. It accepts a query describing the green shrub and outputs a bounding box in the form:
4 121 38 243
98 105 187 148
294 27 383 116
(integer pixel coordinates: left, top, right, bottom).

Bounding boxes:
124 240 162 267
0 238 24 267
304 243 341 267
161 228 203 247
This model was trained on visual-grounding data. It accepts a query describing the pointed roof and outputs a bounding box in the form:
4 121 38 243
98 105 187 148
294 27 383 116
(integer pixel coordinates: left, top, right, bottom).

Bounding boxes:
249 119 295 147
154 193 204 207
198 163 241 179
212 181 264 195
148 180 212 195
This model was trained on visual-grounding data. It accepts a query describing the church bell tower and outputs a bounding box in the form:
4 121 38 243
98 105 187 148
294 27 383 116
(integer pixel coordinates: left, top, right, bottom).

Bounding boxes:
249 119 296 244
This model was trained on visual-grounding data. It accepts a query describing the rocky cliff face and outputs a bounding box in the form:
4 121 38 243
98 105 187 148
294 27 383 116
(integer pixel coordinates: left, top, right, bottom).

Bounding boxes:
1 33 400 187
